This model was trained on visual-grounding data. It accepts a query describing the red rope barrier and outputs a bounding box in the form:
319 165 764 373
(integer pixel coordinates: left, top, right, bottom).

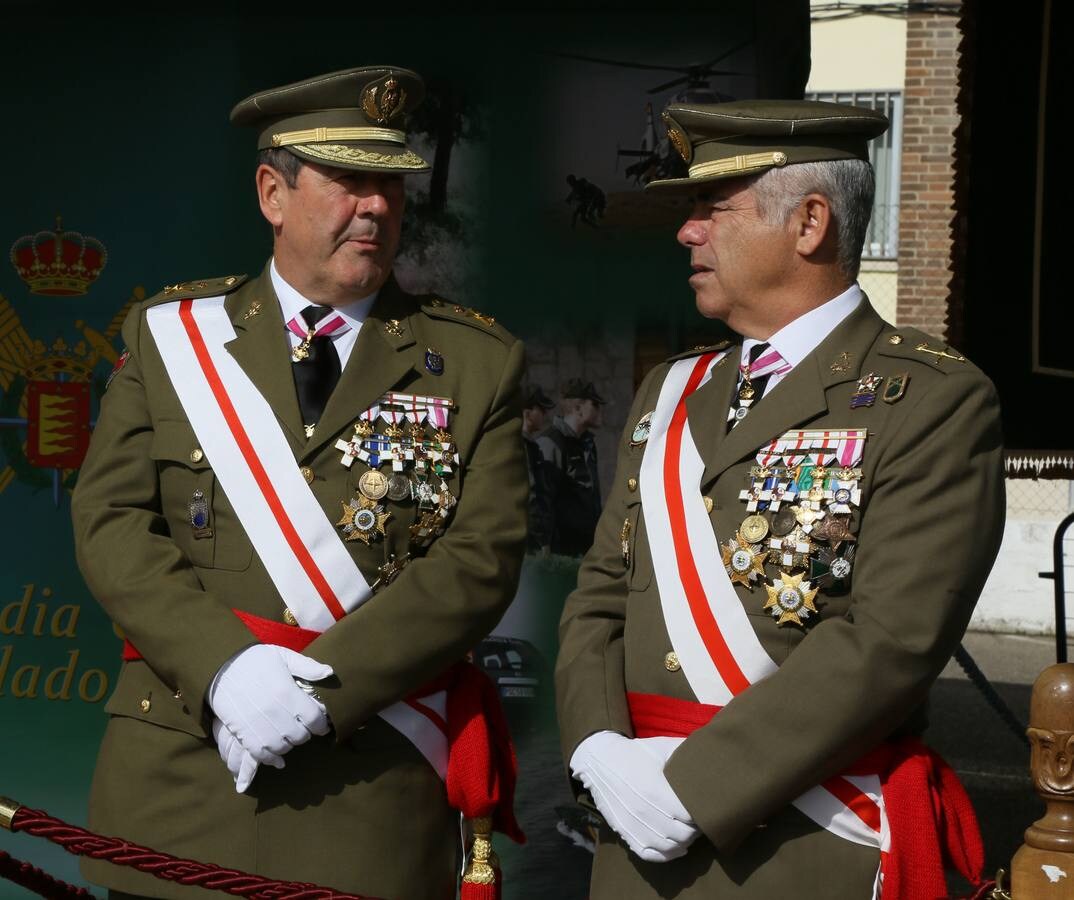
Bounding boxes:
5 806 382 900
0 850 94 899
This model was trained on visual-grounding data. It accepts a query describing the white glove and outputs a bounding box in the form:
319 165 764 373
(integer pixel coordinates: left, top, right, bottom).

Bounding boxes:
208 644 333 766
570 731 699 863
211 716 274 793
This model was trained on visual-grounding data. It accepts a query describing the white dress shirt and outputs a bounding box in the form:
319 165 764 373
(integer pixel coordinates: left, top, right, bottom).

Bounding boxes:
270 258 378 370
738 283 863 398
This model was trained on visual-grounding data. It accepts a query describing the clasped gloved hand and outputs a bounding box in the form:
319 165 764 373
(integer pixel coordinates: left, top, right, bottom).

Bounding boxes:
208 644 333 791
570 730 698 863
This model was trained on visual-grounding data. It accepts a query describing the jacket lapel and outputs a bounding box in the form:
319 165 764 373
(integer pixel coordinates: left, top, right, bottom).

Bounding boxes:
223 266 307 449
682 349 739 480
301 275 418 462
698 298 886 489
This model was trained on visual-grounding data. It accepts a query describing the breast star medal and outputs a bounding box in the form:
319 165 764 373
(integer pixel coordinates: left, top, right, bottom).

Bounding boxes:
337 494 391 544
810 545 856 591
764 571 819 627
721 532 768 589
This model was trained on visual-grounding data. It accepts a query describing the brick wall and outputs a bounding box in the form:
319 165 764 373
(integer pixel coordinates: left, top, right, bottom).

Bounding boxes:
895 8 962 339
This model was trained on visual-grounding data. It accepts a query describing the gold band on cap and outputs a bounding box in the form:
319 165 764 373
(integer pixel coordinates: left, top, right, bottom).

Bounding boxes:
0 796 22 830
271 126 406 148
689 151 789 180
292 143 429 170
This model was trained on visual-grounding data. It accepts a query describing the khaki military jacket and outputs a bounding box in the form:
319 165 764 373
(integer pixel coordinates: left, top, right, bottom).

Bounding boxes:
71 264 527 900
555 300 1005 898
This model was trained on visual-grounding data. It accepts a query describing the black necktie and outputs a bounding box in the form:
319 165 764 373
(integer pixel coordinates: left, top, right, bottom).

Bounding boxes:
292 305 342 434
727 342 771 431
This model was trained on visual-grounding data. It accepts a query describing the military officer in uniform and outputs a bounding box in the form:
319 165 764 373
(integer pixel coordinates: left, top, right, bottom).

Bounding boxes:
523 384 556 551
555 100 1004 898
537 379 605 556
72 66 526 900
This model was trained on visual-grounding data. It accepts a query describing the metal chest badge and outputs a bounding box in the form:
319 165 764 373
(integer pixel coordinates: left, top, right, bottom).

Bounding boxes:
425 348 445 375
850 373 884 409
188 489 212 539
631 411 654 447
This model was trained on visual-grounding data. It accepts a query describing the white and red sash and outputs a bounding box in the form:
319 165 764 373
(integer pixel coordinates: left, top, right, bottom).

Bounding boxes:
146 297 448 778
638 352 889 893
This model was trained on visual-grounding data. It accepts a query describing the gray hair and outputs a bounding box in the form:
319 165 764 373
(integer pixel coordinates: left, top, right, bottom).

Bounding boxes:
750 159 875 279
256 147 304 188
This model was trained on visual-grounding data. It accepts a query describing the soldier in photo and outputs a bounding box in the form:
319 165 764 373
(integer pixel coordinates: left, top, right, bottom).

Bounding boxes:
523 384 556 552
555 100 1003 898
72 66 526 900
538 378 605 557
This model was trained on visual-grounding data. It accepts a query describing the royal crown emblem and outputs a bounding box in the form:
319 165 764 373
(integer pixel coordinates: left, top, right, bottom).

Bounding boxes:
361 75 406 126
10 216 107 296
0 286 139 504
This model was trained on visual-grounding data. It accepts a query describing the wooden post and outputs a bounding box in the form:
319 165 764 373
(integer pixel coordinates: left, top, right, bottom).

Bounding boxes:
1013 663 1074 897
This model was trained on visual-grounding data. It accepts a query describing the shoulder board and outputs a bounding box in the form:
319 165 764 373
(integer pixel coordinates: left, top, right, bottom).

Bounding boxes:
420 297 513 344
877 327 969 371
666 339 733 363
143 274 248 308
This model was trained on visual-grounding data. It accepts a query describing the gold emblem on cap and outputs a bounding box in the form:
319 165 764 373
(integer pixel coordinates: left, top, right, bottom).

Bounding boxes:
662 111 692 164
361 74 407 126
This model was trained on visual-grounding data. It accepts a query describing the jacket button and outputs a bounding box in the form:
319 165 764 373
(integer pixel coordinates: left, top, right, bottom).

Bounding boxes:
300 466 315 484
189 448 204 464
664 652 681 672
139 698 152 713
173 689 183 700
283 608 298 626
627 477 638 493
703 497 714 513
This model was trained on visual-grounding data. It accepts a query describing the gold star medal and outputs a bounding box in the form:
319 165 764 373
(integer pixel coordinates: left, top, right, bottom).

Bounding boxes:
764 571 819 627
337 495 391 544
721 532 768 589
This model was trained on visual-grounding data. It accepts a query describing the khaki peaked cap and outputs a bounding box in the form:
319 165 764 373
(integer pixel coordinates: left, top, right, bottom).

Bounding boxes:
230 66 430 173
648 99 890 191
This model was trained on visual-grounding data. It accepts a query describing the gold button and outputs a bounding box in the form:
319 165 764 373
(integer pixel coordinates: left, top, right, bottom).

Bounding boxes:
189 448 204 464
888 335 903 345
664 652 681 672
628 477 638 493
139 698 151 713
773 151 788 166
300 466 315 484
703 497 714 514
283 608 298 626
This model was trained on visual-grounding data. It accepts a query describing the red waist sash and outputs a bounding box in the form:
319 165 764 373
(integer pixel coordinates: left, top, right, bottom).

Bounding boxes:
628 691 985 900
124 611 524 844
